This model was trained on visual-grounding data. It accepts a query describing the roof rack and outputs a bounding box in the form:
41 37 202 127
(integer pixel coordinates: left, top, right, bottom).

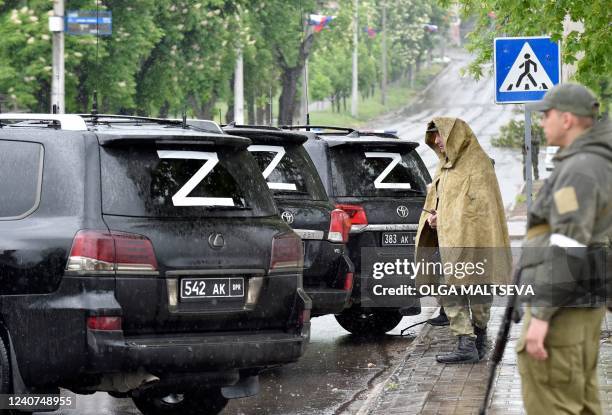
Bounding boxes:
280 125 355 134
78 114 223 134
281 124 401 139
0 114 87 131
221 124 281 131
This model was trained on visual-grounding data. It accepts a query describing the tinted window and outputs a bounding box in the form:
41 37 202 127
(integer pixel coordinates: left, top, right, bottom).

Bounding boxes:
0 140 43 219
101 145 276 218
330 146 429 197
249 144 327 201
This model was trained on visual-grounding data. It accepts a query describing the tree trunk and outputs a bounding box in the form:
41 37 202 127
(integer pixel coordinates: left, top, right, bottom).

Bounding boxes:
277 68 301 125
199 94 217 120
256 102 265 125
275 32 315 126
408 65 414 89
158 101 170 118
247 88 255 125
342 94 347 112
226 75 235 124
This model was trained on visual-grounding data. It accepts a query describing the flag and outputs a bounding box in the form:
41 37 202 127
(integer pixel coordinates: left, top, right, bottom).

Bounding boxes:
363 26 378 38
308 14 336 33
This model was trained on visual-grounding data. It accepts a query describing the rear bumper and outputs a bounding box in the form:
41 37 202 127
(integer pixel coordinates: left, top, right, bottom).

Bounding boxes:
306 288 350 316
304 249 353 316
89 329 310 375
3 276 310 390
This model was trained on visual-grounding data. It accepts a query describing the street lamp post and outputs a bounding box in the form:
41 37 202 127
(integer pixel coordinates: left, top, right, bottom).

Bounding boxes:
351 0 358 117
50 0 65 113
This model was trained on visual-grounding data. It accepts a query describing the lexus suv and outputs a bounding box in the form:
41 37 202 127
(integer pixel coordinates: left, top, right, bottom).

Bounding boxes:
223 125 354 316
283 126 431 335
0 114 310 415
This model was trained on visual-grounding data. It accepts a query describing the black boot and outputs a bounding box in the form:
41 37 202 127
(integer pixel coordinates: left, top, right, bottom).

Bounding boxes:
436 335 479 364
474 326 487 360
427 307 450 326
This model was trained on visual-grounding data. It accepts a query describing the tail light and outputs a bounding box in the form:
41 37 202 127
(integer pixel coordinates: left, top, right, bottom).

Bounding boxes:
270 232 304 271
328 209 351 243
343 272 354 292
336 204 368 231
66 230 158 273
87 316 122 331
298 308 311 329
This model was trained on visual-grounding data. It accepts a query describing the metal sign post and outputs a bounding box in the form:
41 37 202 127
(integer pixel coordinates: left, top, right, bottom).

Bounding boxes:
524 108 532 211
494 36 561 210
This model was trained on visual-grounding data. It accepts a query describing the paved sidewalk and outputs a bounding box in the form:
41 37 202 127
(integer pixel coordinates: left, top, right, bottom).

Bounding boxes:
361 187 612 414
363 308 612 415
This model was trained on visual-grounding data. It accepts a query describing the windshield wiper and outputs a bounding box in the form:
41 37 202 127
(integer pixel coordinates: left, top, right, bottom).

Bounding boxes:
201 205 252 210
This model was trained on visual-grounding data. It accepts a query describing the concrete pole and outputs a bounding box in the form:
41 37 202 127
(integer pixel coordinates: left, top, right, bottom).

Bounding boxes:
301 57 309 124
234 50 244 124
51 0 65 113
381 0 387 106
351 0 359 117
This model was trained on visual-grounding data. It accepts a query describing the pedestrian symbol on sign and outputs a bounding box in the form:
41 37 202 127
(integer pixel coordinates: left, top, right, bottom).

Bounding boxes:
499 42 553 93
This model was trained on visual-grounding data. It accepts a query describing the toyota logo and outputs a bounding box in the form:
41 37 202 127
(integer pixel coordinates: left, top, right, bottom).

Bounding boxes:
281 211 295 224
396 206 409 218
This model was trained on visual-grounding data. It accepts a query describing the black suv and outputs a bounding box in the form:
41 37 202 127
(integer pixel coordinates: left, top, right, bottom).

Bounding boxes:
0 114 310 415
223 126 354 316
283 126 431 335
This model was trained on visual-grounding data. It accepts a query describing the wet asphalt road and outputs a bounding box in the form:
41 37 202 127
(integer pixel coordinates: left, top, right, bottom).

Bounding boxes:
49 312 434 415
45 48 536 415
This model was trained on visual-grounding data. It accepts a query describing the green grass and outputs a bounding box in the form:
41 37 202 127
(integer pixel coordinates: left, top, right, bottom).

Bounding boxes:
309 64 445 128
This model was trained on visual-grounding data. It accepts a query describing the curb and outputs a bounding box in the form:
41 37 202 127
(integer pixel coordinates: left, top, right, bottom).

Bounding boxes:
356 309 437 415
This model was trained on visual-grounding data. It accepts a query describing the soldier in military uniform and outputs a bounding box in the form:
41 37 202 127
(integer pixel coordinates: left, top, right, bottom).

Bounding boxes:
516 83 611 414
415 117 512 364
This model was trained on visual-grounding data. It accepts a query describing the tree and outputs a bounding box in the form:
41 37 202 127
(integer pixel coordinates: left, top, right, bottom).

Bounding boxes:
447 0 611 113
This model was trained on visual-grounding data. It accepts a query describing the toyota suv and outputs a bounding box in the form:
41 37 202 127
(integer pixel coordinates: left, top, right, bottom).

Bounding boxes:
283 126 431 335
223 125 354 316
0 114 310 415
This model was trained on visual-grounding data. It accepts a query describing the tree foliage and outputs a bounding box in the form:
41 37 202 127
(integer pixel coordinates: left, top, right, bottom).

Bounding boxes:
0 0 450 122
447 0 611 112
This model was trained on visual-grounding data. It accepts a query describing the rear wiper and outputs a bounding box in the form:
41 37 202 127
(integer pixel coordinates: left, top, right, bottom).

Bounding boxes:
391 188 426 195
202 205 252 211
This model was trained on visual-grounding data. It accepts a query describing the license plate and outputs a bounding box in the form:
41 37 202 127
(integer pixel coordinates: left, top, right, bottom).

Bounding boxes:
381 232 416 246
180 277 245 299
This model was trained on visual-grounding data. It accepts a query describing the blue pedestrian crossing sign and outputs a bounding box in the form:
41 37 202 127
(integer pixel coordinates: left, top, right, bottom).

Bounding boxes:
494 36 561 104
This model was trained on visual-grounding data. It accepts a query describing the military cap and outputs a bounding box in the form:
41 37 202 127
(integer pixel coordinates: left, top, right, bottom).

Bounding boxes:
527 83 599 117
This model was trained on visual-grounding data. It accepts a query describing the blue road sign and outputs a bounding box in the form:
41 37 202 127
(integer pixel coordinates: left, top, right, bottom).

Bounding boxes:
494 36 561 104
65 10 112 36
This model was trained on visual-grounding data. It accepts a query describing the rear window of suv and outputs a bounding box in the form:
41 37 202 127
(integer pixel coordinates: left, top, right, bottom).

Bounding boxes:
249 144 328 201
100 145 276 218
0 140 43 220
329 146 429 197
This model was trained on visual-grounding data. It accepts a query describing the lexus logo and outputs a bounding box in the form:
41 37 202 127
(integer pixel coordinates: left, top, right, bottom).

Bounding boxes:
281 211 295 224
208 233 225 249
396 206 410 218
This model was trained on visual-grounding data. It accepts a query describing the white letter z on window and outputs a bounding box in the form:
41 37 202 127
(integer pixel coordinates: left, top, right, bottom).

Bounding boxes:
365 152 411 189
157 150 234 207
247 145 297 191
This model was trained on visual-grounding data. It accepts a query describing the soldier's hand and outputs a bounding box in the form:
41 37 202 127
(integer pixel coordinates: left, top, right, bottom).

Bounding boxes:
427 211 438 229
525 317 549 361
